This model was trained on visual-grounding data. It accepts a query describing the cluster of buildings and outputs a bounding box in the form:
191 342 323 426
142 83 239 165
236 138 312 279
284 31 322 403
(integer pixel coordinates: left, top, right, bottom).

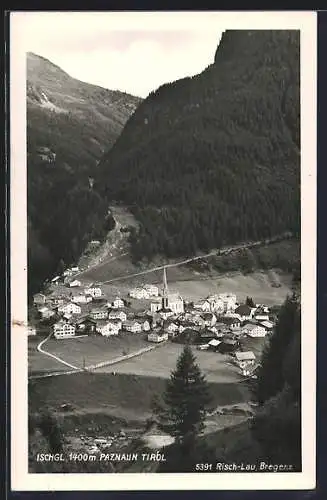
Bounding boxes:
32 267 275 369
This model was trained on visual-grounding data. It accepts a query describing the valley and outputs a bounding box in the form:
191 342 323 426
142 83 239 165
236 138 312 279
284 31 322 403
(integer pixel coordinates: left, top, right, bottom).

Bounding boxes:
26 29 302 475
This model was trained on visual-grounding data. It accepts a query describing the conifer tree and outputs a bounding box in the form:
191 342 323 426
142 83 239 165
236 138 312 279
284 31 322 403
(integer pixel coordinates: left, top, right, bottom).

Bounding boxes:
246 296 255 307
254 293 300 405
153 345 212 444
37 409 64 454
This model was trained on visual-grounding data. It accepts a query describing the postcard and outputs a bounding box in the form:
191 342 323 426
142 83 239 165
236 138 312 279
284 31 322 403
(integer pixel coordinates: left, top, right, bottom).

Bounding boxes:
10 10 316 491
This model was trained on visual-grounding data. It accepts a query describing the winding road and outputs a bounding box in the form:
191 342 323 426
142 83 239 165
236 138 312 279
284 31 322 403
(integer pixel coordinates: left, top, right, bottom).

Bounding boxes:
36 332 80 371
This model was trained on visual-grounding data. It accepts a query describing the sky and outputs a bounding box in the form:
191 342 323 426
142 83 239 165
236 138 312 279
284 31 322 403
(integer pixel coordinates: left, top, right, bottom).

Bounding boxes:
12 12 224 98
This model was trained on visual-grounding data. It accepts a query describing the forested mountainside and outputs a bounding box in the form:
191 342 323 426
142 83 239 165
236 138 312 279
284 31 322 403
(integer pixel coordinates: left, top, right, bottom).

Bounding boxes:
27 53 141 294
97 30 300 262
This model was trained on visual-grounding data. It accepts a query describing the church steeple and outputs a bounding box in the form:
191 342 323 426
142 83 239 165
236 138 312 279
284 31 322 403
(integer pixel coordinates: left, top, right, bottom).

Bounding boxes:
162 267 169 309
163 266 168 296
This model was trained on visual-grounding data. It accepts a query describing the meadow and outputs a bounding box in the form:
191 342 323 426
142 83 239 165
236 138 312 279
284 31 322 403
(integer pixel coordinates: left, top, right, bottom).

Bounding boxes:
35 333 150 372
95 341 242 383
29 370 251 419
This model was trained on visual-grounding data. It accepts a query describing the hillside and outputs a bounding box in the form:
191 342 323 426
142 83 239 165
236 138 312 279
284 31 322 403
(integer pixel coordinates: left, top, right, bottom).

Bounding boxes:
97 30 300 262
27 53 142 294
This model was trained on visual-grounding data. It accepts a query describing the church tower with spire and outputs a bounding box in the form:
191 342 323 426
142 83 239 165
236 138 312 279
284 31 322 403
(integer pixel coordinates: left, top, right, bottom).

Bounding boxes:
162 266 169 309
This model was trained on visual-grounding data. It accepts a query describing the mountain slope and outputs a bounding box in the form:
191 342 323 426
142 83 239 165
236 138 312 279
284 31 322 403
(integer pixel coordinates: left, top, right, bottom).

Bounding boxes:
27 53 142 294
97 30 300 261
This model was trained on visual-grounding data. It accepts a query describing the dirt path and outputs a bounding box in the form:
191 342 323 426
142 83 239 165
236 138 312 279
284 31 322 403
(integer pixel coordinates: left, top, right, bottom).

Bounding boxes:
37 333 80 371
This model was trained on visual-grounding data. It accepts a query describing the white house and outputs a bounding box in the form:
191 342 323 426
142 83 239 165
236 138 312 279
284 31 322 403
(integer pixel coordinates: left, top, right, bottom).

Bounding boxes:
50 296 65 307
38 306 55 319
235 351 256 371
90 307 108 320
51 276 61 285
33 293 46 306
63 269 73 277
254 308 270 322
142 320 151 331
96 319 121 336
58 302 81 316
111 297 125 309
72 294 92 304
71 266 79 272
234 305 253 322
258 320 274 330
194 299 211 312
245 324 267 338
53 320 76 339
144 284 159 297
129 287 148 299
69 280 82 288
109 310 127 322
217 293 237 313
207 296 225 314
148 331 168 343
208 338 222 349
84 286 102 298
124 320 142 333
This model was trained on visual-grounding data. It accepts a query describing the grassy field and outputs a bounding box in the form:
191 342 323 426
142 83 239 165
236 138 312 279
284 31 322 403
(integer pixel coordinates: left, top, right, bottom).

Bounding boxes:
31 333 150 372
29 371 251 418
95 342 242 383
28 336 70 374
30 330 266 380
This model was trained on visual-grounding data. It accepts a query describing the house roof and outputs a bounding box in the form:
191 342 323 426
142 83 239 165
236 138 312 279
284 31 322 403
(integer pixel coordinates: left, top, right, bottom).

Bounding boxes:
201 313 216 320
259 320 274 328
243 324 264 332
75 315 96 324
182 328 198 335
54 319 75 327
124 320 142 327
109 309 126 316
200 330 216 338
222 337 238 345
221 317 240 325
235 305 252 315
242 321 259 328
208 339 221 347
95 320 111 327
91 306 108 313
235 351 256 361
148 331 167 338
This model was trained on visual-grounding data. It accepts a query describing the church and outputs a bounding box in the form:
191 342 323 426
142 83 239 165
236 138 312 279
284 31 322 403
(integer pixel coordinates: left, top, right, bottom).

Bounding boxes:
150 267 184 318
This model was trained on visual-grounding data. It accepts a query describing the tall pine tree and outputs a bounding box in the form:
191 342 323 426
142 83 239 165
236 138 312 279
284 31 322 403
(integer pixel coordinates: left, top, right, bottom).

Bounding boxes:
153 345 212 443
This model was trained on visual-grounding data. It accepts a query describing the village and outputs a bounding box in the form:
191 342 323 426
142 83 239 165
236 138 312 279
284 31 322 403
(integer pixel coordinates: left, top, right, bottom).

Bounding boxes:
29 264 277 378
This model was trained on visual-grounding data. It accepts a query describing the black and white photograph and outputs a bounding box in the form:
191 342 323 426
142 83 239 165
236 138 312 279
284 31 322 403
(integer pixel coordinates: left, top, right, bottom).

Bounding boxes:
10 11 316 491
